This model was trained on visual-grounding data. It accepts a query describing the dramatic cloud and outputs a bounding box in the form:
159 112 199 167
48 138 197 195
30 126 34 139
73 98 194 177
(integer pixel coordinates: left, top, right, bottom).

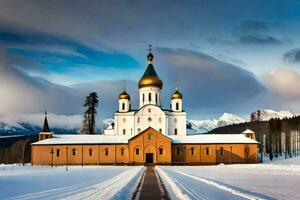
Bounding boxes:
0 22 139 84
154 48 265 117
0 0 300 120
283 48 300 64
0 46 82 115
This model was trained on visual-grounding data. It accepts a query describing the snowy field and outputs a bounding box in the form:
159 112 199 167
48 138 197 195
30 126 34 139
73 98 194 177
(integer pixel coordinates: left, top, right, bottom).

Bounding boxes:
0 165 144 200
157 157 300 200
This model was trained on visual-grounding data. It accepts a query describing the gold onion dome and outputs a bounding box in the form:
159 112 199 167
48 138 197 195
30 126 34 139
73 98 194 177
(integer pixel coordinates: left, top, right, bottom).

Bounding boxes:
119 91 130 100
171 88 183 99
138 52 163 89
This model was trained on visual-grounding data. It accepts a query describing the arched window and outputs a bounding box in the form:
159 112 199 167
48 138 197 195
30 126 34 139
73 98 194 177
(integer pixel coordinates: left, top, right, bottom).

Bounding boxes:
143 93 145 102
159 148 164 155
190 147 194 156
155 93 158 104
89 148 93 156
135 148 139 155
174 128 178 135
176 102 179 110
159 128 162 133
123 129 126 135
148 93 152 101
72 148 76 156
138 128 141 133
205 147 209 156
56 149 60 157
122 103 125 110
137 117 140 123
121 148 125 156
105 148 109 156
176 147 180 155
219 147 224 156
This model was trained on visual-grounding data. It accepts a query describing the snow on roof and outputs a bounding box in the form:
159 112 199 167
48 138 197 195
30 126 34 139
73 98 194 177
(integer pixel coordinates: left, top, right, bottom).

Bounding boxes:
32 133 258 145
242 129 255 134
32 134 131 145
169 134 258 144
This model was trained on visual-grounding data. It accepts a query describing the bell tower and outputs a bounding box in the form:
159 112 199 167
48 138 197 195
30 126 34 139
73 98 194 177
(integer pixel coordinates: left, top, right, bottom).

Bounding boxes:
171 87 183 112
38 111 52 141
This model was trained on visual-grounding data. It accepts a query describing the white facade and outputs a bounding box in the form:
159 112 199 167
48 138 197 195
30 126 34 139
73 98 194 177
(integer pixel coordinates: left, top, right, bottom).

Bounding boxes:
104 53 187 136
139 87 162 108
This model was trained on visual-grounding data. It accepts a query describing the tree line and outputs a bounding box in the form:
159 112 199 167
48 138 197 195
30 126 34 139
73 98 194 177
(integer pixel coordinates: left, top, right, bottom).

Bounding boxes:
209 116 300 162
0 135 38 164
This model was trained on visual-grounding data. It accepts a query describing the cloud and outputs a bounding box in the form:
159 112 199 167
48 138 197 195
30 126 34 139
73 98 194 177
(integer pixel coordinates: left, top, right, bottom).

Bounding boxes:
231 20 285 46
0 113 84 130
238 35 282 46
154 48 265 117
0 22 139 83
283 48 300 64
264 68 300 100
0 46 83 115
234 20 281 34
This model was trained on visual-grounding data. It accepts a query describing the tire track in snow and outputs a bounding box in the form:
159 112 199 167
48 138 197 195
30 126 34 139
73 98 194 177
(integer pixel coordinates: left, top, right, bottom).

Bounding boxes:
6 167 144 200
172 169 265 200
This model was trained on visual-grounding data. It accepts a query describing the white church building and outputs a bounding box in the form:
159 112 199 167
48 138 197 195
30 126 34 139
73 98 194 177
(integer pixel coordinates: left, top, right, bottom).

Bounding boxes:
104 50 187 136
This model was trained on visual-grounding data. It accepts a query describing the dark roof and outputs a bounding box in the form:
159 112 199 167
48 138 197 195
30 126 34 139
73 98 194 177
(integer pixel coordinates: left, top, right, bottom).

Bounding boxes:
42 115 51 132
141 64 158 79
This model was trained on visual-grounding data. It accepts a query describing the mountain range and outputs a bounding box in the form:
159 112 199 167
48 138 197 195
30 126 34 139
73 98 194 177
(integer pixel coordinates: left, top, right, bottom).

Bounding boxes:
0 109 299 136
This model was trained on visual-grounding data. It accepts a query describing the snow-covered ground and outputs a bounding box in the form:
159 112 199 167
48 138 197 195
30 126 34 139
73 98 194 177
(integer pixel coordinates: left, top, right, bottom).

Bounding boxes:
0 165 144 200
157 157 300 200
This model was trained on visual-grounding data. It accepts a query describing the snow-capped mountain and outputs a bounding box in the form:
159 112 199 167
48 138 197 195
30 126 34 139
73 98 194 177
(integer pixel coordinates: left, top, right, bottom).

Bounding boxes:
0 113 107 136
250 109 300 121
217 113 246 127
188 113 246 134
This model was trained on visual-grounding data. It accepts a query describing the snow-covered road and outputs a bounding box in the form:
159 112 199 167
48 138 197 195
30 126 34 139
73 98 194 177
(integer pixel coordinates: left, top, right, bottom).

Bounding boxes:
157 157 300 200
0 165 144 200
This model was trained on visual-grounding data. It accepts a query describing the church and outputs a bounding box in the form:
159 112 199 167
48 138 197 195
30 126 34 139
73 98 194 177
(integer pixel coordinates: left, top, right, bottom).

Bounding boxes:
104 49 186 137
31 48 258 165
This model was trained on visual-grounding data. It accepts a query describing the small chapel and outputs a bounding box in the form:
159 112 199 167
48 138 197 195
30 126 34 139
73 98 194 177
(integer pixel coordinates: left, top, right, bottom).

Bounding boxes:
31 47 258 165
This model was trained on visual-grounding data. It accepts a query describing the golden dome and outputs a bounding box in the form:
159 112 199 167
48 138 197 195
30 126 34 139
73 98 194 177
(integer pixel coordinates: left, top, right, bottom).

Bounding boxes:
139 75 163 89
171 88 183 99
119 91 130 100
138 52 163 89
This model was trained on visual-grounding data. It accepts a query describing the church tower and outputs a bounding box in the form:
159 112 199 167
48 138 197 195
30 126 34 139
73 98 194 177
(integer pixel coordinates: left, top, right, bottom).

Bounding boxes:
118 90 131 112
38 111 52 141
138 45 163 108
171 87 183 112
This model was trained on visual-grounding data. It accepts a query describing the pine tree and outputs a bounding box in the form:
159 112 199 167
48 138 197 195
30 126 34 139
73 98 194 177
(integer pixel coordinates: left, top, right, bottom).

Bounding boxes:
81 92 99 134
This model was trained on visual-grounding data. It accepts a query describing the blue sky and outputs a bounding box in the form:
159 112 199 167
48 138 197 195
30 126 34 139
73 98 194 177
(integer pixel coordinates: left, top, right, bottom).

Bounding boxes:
0 0 300 119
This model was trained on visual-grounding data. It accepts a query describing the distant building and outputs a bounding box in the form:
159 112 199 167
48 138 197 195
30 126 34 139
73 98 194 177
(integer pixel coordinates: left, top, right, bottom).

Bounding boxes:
31 48 258 165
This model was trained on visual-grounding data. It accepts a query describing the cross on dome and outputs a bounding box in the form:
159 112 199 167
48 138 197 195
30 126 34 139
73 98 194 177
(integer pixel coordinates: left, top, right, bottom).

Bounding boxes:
147 44 152 53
